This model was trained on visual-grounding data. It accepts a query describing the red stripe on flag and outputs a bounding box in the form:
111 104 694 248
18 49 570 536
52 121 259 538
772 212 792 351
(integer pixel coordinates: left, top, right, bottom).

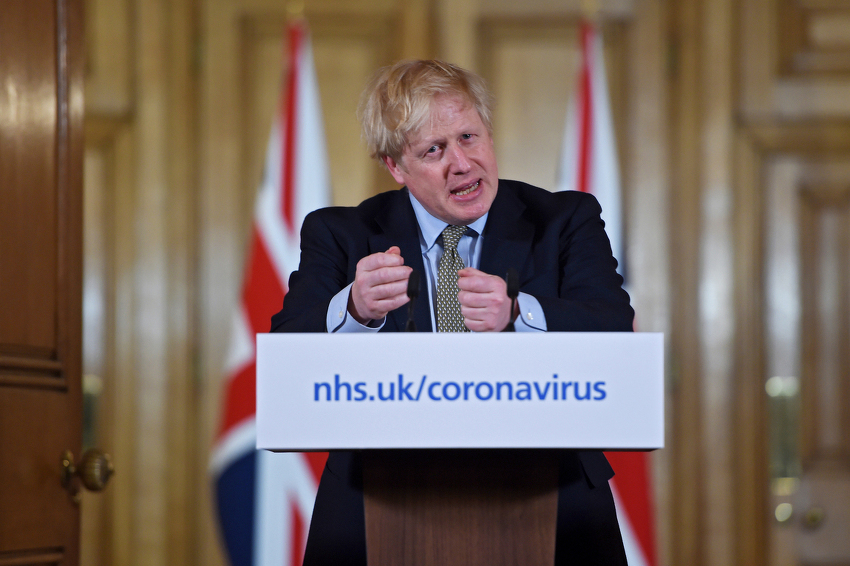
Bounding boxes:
215 228 283 438
282 22 303 235
606 451 658 565
214 20 331 566
217 360 256 438
571 20 656 565
290 497 306 566
303 452 328 485
577 21 593 194
242 227 287 335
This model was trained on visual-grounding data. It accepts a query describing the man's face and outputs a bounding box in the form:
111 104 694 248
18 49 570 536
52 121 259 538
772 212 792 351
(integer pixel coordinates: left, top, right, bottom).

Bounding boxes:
383 95 498 226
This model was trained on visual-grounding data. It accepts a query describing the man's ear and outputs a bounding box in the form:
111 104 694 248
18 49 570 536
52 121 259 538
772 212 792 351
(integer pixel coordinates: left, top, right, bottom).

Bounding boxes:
382 155 407 185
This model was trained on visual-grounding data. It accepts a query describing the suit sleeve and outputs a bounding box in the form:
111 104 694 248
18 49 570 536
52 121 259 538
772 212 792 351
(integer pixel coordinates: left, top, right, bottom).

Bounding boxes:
532 192 631 488
270 210 355 333
531 192 633 332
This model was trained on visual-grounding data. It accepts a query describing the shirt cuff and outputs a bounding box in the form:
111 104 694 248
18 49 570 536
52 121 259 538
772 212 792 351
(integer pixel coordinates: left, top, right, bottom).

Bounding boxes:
326 283 385 332
514 292 547 332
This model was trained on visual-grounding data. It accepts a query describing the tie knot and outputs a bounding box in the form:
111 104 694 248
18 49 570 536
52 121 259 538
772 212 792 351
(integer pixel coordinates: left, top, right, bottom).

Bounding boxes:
441 225 466 251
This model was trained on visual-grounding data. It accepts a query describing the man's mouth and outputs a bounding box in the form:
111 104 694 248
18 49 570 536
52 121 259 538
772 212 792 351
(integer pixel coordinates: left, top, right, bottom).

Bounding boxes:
452 180 480 197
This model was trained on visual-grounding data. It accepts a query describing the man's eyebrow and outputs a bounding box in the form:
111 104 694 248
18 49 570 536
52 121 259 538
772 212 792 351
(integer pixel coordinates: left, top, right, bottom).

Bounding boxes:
411 136 446 150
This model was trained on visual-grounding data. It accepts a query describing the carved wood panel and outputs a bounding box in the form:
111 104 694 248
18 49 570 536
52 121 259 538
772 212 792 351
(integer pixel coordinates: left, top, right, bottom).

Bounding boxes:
0 0 84 563
779 0 850 75
736 123 850 566
799 183 850 467
796 181 850 565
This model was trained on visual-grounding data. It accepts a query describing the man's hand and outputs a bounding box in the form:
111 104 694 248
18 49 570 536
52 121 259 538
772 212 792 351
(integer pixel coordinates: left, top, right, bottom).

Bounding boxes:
349 246 412 324
457 267 518 332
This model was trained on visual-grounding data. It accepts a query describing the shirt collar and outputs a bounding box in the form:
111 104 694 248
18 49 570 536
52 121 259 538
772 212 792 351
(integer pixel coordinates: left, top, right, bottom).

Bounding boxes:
407 190 489 251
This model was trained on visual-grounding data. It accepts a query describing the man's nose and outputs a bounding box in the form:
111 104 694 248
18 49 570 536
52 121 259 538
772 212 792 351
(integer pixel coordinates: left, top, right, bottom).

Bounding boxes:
447 144 472 173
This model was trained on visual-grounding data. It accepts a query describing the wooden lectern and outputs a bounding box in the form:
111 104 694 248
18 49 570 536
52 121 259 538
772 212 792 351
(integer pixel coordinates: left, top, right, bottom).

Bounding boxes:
362 450 559 566
256 333 664 566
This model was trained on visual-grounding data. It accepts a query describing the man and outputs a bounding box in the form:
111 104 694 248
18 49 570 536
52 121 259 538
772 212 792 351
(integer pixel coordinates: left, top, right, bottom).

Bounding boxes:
271 59 634 565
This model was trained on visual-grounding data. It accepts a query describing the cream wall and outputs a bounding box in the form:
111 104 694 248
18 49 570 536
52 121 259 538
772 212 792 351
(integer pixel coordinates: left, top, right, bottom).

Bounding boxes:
81 0 850 565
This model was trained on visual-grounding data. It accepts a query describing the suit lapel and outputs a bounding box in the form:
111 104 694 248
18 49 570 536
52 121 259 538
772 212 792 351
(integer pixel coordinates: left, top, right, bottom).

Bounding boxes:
369 190 432 332
479 183 535 285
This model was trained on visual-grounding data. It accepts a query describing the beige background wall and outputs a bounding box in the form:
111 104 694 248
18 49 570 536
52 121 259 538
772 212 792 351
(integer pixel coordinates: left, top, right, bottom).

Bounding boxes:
80 0 850 565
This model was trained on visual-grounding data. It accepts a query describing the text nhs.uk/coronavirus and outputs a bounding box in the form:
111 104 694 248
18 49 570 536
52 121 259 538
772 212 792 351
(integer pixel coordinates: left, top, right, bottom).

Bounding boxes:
313 374 607 402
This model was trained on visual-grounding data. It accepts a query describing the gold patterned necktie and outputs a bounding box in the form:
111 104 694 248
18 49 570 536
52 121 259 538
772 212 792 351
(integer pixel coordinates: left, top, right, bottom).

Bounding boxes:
437 225 470 332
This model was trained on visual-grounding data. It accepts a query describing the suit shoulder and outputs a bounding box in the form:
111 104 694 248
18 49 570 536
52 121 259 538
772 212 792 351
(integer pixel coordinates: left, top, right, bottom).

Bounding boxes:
354 188 408 217
303 188 406 227
497 179 601 218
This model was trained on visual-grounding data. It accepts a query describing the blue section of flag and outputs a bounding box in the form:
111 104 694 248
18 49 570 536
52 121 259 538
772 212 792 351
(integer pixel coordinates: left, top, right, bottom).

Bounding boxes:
215 450 257 566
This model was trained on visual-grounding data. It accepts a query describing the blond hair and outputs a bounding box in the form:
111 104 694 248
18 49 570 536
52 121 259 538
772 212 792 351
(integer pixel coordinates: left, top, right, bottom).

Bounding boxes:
358 60 494 164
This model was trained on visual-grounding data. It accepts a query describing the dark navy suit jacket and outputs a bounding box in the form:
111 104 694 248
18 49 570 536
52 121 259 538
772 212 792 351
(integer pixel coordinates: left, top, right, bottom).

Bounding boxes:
270 179 634 565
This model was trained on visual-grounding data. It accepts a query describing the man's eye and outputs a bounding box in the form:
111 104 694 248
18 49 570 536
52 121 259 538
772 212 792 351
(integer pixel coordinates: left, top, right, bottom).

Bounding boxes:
425 145 439 155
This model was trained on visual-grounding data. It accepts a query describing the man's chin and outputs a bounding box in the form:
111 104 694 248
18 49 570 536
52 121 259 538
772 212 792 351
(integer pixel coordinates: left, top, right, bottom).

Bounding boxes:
446 205 489 226
448 191 495 224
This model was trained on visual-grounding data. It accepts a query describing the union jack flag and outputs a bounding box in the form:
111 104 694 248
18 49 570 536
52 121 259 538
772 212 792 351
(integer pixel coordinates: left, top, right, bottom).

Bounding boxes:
210 19 330 566
557 19 658 566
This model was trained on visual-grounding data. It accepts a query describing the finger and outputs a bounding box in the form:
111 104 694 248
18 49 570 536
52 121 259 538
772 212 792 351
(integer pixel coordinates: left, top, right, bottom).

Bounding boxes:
372 291 410 310
359 253 406 273
356 270 411 309
363 296 410 318
460 303 508 332
459 307 495 331
351 279 411 321
457 266 482 277
360 265 413 287
364 278 412 303
459 297 505 317
457 272 505 294
458 290 495 309
351 252 410 321
459 304 485 322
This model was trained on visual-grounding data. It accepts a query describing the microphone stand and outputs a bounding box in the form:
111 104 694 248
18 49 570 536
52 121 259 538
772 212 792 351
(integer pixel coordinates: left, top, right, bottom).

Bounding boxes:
502 268 518 332
405 271 420 332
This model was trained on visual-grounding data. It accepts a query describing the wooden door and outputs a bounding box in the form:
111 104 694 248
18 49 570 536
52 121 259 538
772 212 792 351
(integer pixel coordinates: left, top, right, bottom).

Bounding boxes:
793 175 850 565
733 121 850 566
728 0 850 562
758 134 850 566
0 0 85 565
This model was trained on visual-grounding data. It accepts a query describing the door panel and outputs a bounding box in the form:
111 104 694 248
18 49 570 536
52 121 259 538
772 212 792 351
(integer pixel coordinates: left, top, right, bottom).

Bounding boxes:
763 151 850 566
0 0 58 353
796 182 850 565
0 0 84 564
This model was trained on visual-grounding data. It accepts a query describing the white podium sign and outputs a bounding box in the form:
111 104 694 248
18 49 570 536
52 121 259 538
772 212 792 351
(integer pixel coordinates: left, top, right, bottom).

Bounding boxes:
256 332 663 451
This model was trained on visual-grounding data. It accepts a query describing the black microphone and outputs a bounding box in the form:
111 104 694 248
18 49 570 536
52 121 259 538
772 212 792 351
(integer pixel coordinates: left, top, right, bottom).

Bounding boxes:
503 268 519 332
405 270 420 332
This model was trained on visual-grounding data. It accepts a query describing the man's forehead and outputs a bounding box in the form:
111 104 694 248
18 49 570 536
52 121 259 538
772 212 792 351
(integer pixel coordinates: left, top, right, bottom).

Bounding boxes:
405 96 480 146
